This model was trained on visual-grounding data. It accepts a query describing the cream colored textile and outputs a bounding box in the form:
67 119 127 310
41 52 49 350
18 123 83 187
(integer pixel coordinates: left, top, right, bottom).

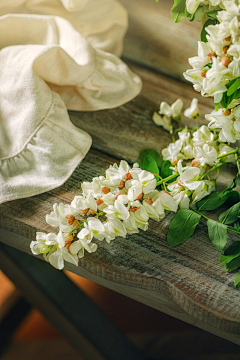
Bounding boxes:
0 0 142 204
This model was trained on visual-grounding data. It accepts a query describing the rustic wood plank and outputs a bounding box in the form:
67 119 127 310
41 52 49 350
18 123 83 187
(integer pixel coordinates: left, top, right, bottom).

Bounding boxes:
119 0 202 80
69 64 213 163
1 63 240 346
0 147 240 345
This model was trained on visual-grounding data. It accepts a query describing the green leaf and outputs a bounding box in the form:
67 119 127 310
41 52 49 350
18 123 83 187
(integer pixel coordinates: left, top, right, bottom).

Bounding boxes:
197 178 239 211
219 241 240 264
197 191 227 211
167 209 201 246
215 103 219 111
224 191 240 206
219 202 240 225
221 88 240 109
206 10 218 19
185 8 195 21
207 219 228 254
171 0 186 23
227 78 240 96
234 269 240 287
201 18 219 42
225 255 240 272
143 156 159 181
160 160 176 183
138 149 164 170
222 175 238 200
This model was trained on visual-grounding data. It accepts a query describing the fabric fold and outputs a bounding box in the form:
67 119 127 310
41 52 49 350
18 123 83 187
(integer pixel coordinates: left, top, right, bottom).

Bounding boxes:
0 0 142 205
0 92 92 203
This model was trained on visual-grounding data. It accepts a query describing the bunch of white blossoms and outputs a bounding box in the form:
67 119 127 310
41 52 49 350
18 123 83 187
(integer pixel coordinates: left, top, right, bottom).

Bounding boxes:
152 98 184 133
206 105 240 142
186 0 239 21
162 124 236 204
30 161 179 270
184 2 240 104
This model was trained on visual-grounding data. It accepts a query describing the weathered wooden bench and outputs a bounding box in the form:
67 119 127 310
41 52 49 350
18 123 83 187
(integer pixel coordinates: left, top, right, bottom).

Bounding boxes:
1 0 240 358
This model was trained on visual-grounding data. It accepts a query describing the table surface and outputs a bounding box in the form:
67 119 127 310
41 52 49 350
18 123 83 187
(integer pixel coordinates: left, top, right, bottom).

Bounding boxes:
1 0 240 347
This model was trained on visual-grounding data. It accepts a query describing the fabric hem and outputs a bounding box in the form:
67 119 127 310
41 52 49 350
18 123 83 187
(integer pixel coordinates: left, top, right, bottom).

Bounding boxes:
0 92 55 161
0 139 91 204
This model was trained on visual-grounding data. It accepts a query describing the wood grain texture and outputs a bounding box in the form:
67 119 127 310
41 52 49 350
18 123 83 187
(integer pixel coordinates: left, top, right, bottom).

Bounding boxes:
1 61 240 345
1 148 240 344
119 0 202 80
69 64 213 163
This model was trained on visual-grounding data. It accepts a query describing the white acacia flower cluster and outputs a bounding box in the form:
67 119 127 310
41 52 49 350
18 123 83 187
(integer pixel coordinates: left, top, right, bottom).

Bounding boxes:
184 3 240 104
162 125 235 165
206 105 240 142
152 98 200 133
162 124 236 204
30 161 179 270
152 99 183 133
187 0 239 21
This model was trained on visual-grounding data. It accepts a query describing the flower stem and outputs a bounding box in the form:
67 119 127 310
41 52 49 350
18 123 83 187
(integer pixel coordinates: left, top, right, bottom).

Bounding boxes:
200 162 224 180
95 212 104 218
217 148 238 160
235 153 240 175
227 225 240 235
190 207 240 235
189 206 209 220
156 173 178 186
70 223 84 234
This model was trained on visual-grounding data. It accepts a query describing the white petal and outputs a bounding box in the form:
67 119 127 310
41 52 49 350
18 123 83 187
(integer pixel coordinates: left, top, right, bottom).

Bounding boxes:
49 248 64 270
62 248 78 267
70 240 82 255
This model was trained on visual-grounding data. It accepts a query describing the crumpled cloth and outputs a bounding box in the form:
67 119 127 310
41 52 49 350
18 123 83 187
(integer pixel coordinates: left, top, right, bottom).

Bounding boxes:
0 0 142 204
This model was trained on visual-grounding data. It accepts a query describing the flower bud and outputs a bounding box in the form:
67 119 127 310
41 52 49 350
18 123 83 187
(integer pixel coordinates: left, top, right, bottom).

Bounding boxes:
126 173 132 181
102 186 110 194
207 52 216 61
66 214 75 225
65 233 73 250
118 181 125 190
192 158 200 167
221 56 231 68
224 36 231 42
129 207 139 213
73 219 79 228
144 198 153 205
223 45 229 54
171 158 179 166
222 109 231 116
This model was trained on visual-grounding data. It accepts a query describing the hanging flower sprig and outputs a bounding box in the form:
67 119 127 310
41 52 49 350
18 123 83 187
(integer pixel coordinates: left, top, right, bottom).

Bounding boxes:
31 160 180 270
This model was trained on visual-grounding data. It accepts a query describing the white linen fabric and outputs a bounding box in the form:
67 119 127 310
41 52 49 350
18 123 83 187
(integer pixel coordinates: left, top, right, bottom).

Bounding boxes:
0 0 142 204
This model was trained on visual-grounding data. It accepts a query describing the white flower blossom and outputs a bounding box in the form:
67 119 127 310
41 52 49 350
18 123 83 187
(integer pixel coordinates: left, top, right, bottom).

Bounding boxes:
70 228 97 258
35 230 78 270
152 99 183 133
184 98 200 119
192 179 215 203
46 203 75 233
